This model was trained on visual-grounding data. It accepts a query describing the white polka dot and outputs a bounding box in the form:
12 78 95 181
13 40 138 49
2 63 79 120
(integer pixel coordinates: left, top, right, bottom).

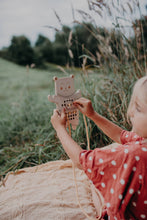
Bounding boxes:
101 182 105 188
133 167 136 171
81 153 85 156
139 175 143 179
144 200 147 204
120 179 125 185
111 148 116 152
142 147 147 152
114 217 117 220
140 214 146 219
124 149 129 153
111 160 116 166
135 141 139 144
113 174 117 180
100 171 104 175
89 156 92 161
132 202 136 207
110 188 114 194
125 134 129 138
135 156 140 161
129 189 134 194
119 194 123 200
106 202 111 208
99 158 103 163
134 135 137 138
124 163 128 169
87 168 92 173
138 190 141 195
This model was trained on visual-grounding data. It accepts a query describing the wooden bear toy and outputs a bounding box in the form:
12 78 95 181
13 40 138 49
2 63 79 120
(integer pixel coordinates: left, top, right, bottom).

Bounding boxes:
48 75 81 130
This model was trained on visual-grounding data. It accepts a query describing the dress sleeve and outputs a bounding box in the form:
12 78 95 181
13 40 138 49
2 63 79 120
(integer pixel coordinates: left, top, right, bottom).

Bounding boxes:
120 130 143 144
120 130 131 144
79 139 144 218
79 146 125 189
79 130 143 187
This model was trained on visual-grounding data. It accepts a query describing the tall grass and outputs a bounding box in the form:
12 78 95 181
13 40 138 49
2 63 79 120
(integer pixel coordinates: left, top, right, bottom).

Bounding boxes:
0 60 145 179
72 0 146 73
0 0 146 179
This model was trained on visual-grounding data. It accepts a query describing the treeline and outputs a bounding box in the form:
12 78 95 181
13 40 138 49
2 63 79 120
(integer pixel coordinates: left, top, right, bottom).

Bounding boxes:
0 17 147 68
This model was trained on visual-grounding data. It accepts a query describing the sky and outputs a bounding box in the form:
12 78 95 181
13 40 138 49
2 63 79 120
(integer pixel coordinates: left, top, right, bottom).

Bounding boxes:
0 0 146 49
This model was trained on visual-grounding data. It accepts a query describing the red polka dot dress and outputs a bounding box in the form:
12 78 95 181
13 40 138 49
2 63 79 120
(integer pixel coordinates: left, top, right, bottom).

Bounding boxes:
79 130 147 219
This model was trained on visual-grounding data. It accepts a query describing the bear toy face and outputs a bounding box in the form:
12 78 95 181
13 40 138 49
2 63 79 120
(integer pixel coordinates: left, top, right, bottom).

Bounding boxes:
55 76 75 97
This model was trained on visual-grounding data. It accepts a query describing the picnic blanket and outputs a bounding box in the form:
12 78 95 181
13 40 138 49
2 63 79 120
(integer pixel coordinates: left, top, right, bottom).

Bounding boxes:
0 143 118 220
0 159 97 220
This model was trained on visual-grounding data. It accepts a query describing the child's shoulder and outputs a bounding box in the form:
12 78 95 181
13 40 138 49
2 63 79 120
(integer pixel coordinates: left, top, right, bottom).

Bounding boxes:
119 130 147 164
120 130 143 144
121 133 147 167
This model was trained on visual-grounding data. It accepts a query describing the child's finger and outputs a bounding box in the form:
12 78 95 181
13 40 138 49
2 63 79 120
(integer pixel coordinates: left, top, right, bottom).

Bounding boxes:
73 97 88 107
73 102 83 108
74 97 84 104
73 101 85 113
53 109 58 114
61 108 66 119
75 104 84 112
53 109 60 116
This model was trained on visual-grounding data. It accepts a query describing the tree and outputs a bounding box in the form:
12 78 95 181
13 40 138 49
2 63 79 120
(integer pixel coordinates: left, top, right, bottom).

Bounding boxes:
53 26 71 66
71 23 99 66
109 30 123 60
34 34 53 65
52 43 68 65
35 34 47 47
133 15 147 59
8 36 34 65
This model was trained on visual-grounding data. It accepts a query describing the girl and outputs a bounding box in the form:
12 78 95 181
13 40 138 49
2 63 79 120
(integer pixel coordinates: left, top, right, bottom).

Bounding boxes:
51 76 147 219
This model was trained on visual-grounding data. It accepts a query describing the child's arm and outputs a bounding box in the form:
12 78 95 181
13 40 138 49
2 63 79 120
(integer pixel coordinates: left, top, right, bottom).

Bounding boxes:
74 98 123 144
90 112 122 143
51 109 83 169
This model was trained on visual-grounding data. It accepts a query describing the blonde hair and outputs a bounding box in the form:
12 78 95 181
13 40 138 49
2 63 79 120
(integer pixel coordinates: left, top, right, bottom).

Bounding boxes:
127 76 147 120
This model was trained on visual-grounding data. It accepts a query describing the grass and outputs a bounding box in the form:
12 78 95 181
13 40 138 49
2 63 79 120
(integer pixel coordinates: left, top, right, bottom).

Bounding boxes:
0 0 146 179
0 58 57 108
0 58 106 177
0 56 145 179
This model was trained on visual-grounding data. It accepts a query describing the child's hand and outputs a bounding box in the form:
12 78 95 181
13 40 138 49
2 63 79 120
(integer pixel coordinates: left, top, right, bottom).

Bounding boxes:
51 109 66 131
73 97 95 118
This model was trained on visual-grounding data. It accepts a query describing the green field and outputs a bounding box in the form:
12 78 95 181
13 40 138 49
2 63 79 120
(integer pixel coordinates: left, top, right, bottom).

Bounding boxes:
0 58 63 112
0 58 101 110
0 57 145 178
0 58 105 177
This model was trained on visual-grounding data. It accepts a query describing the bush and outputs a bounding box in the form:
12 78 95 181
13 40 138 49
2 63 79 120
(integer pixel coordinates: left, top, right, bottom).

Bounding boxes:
33 35 54 67
8 36 34 65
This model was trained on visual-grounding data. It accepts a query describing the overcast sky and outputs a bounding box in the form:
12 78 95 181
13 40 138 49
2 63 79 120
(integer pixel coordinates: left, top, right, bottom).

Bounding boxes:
0 0 146 49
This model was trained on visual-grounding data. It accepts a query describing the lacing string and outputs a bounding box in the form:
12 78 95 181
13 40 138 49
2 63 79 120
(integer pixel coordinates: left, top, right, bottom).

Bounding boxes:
68 115 104 220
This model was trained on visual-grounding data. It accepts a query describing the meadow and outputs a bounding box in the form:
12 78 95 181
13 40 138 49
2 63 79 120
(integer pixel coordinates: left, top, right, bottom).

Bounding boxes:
0 58 107 177
0 0 146 179
0 54 145 180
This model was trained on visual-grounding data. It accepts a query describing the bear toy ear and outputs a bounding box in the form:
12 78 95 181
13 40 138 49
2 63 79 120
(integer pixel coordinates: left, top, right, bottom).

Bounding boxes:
53 76 58 81
70 74 74 79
